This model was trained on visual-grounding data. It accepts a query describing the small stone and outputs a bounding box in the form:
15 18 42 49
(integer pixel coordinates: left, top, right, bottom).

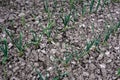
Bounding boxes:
71 61 76 65
32 50 39 61
90 45 96 50
95 69 101 74
99 64 106 68
2 34 6 38
32 76 36 80
78 75 84 80
101 68 107 77
26 48 31 56
56 34 62 40
50 49 57 54
38 53 45 61
98 19 104 22
20 62 26 69
105 51 110 57
16 0 22 3
97 54 104 60
79 24 85 28
97 76 102 80
26 64 32 71
0 18 4 23
37 49 41 53
9 65 12 69
61 49 66 53
14 26 17 28
46 73 50 78
13 66 19 72
50 56 54 61
51 40 56 45
18 13 25 17
55 42 60 47
10 77 20 80
107 25 111 28
115 47 119 50
8 14 15 20
34 20 39 24
34 63 39 67
62 43 66 48
82 72 89 76
63 77 69 80
107 59 112 63
88 60 92 63
21 72 25 78
7 71 13 77
89 74 95 80
47 67 53 71
40 44 46 48
89 63 96 70
8 43 13 49
41 50 46 54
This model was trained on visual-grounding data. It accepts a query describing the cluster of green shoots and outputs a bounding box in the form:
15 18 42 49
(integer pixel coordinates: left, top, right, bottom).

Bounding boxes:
5 29 24 57
63 21 120 65
0 38 8 64
28 30 42 48
42 20 55 42
61 13 71 31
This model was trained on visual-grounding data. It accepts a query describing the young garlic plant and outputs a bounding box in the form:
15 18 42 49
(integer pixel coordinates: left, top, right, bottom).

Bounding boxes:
90 0 95 13
0 38 8 64
69 0 75 11
61 13 71 32
43 0 51 20
5 29 24 57
29 30 42 48
43 20 54 42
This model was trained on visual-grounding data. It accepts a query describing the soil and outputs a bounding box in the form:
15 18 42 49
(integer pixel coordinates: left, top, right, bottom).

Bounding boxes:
0 0 120 80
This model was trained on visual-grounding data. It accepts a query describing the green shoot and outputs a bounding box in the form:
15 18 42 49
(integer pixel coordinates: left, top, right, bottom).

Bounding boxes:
31 64 44 80
64 52 73 66
53 72 68 80
102 0 110 11
44 0 49 13
17 32 24 56
71 9 79 22
82 3 86 17
79 35 101 58
35 68 44 80
69 0 75 10
74 50 80 60
5 29 24 56
112 0 120 3
3 67 7 80
61 13 71 31
90 0 95 13
94 35 101 46
114 21 120 32
29 30 42 48
117 68 120 76
21 16 26 27
102 21 120 45
85 40 94 52
95 0 100 13
0 38 8 64
91 23 95 34
43 0 51 20
104 27 114 42
53 0 57 9
43 20 54 41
